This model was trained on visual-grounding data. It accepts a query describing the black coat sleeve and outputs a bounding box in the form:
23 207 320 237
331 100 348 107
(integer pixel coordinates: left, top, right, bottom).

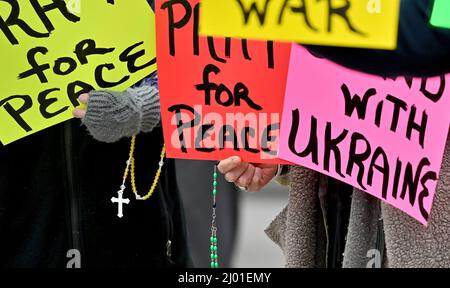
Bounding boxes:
306 0 450 77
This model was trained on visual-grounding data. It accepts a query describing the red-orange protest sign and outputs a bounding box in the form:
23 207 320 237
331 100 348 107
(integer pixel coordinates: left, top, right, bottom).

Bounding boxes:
156 0 291 163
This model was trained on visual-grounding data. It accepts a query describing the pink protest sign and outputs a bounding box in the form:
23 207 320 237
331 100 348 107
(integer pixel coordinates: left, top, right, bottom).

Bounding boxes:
278 45 450 225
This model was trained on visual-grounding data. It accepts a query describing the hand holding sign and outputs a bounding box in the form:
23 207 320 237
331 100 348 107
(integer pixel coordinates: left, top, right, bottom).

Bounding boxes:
156 0 291 163
217 156 278 191
72 94 89 119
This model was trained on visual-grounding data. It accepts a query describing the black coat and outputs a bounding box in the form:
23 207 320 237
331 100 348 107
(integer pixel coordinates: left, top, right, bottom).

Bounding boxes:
308 0 450 77
0 121 190 267
0 0 189 268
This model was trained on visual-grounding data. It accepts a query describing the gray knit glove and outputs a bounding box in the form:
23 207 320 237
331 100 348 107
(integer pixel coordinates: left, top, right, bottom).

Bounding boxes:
82 84 161 143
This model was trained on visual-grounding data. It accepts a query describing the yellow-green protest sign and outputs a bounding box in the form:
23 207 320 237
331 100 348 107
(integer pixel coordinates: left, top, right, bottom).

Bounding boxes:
0 0 156 145
200 0 400 50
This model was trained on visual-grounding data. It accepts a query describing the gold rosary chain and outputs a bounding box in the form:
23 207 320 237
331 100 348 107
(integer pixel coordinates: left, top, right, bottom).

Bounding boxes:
122 135 166 200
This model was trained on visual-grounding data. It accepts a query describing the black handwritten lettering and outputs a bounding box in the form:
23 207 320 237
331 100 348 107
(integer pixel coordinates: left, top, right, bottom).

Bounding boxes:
392 158 402 199
194 124 216 152
18 47 51 83
95 64 130 88
323 121 348 177
193 3 200 56
288 109 319 165
75 39 115 65
0 95 33 132
278 0 316 31
168 104 201 153
418 170 437 221
220 125 240 150
346 133 371 190
374 101 383 127
120 41 156 74
241 39 252 61
37 88 68 118
385 94 407 133
67 81 94 107
406 105 428 149
235 0 272 25
261 122 278 155
195 64 262 110
341 84 376 120
30 0 80 34
267 41 274 69
234 82 262 110
161 0 192 56
196 64 218 105
0 0 80 45
367 147 390 199
163 0 272 68
420 76 445 103
0 0 49 45
319 0 364 35
53 57 77 76
241 127 259 153
207 37 227 63
400 158 430 207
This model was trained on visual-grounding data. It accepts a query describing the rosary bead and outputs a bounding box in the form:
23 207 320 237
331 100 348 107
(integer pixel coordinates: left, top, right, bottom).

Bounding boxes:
210 166 219 268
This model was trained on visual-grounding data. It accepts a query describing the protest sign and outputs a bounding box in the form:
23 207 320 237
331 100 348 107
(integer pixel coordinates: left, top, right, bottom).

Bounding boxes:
278 45 450 224
430 0 450 29
156 0 291 163
0 0 156 145
200 0 400 50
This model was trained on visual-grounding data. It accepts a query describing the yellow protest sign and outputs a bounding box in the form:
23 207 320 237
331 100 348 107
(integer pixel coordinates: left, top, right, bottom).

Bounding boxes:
0 0 156 145
200 0 400 50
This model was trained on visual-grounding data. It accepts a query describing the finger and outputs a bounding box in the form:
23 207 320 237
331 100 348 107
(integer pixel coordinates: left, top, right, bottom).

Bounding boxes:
256 163 279 171
247 167 264 192
253 163 278 183
72 108 86 119
217 156 242 174
261 164 279 180
78 93 89 104
235 164 256 190
224 162 249 183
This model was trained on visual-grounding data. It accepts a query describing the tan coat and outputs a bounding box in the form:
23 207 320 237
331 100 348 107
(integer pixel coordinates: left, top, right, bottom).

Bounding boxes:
266 139 450 268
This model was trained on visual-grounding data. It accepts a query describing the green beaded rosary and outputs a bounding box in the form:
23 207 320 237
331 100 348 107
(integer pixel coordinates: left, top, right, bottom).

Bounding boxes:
210 165 219 268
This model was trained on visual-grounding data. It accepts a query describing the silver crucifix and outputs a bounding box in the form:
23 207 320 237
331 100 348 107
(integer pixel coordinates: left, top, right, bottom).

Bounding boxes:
111 190 130 218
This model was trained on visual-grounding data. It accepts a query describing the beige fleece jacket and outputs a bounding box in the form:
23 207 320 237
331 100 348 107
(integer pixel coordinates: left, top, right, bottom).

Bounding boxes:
266 138 450 268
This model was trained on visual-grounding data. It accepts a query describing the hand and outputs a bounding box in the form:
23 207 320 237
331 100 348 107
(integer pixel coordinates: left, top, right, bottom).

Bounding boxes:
72 93 89 119
217 156 278 192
